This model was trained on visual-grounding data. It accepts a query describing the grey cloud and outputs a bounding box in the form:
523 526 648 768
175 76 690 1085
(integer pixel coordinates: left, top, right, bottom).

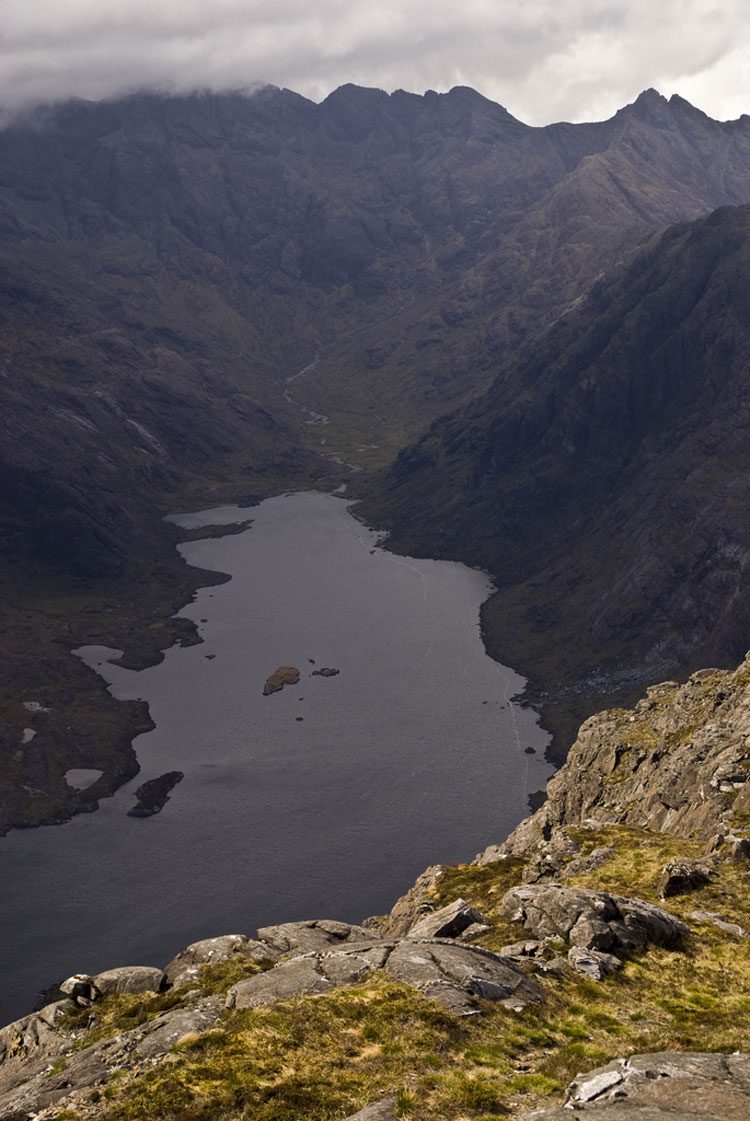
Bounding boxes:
0 0 747 123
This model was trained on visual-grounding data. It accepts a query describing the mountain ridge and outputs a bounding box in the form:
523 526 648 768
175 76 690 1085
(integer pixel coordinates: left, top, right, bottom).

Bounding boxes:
2 82 750 827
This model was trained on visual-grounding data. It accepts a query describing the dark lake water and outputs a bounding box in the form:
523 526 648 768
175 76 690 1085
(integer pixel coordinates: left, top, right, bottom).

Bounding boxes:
0 493 551 1024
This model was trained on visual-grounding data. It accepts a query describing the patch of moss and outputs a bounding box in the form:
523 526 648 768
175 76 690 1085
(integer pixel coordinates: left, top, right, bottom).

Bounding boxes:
194 956 275 996
65 989 185 1048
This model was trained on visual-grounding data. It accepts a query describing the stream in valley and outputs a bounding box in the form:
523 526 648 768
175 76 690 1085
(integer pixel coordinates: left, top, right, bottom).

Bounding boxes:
0 492 551 1023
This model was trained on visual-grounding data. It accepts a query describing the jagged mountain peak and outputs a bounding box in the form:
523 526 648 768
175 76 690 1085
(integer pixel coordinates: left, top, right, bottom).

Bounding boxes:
633 86 668 106
321 82 389 108
617 86 674 125
319 81 527 137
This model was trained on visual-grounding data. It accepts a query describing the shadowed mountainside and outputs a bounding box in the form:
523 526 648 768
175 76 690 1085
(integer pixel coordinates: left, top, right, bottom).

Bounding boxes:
360 204 750 757
3 84 750 828
4 83 750 578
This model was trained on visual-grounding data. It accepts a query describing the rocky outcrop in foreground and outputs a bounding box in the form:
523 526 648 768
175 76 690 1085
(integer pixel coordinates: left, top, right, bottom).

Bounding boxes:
0 883 713 1119
0 912 545 1118
347 1053 750 1121
4 662 750 1119
520 1052 750 1119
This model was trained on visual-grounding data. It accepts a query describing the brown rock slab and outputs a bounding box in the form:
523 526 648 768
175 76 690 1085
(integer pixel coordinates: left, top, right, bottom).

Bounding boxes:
127 770 183 818
498 658 750 856
263 666 300 695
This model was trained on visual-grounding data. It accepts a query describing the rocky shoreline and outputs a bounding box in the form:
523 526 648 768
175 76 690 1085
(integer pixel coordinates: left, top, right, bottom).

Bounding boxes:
4 656 750 1118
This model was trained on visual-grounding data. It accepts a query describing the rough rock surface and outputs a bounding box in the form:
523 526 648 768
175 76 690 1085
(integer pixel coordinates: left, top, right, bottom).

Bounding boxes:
226 939 542 1016
406 898 489 940
0 1002 74 1082
500 884 689 953
164 934 279 988
520 1052 750 1119
370 865 444 938
0 997 223 1119
59 974 99 1006
341 1096 397 1121
567 947 623 980
92 966 165 996
226 944 391 1010
255 919 383 956
481 660 750 860
134 999 224 1059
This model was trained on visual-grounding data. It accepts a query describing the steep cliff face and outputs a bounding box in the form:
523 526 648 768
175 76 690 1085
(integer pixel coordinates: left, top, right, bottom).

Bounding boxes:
362 204 750 755
478 656 750 862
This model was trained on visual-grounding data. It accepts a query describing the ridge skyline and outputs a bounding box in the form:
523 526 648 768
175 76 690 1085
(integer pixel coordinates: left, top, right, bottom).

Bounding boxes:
2 81 748 132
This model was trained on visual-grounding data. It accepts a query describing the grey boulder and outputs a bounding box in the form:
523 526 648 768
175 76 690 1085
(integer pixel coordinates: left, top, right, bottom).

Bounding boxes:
255 919 384 956
519 1051 750 1119
56 964 166 1002
226 939 542 1017
567 947 623 980
59 973 99 1006
164 933 279 988
406 898 489 940
500 884 689 954
341 1096 398 1120
384 941 542 1015
93 966 165 995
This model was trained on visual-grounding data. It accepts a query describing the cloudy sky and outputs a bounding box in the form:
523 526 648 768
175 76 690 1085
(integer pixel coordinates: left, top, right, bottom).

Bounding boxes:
1 0 748 125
